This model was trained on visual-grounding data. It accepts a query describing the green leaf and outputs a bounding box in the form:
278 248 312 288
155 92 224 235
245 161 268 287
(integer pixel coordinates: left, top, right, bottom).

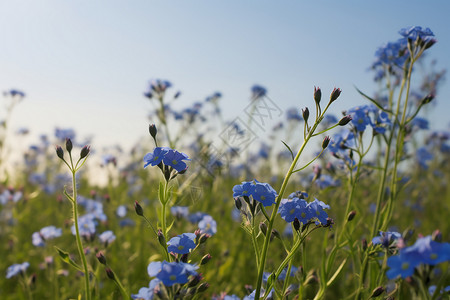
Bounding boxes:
165 219 175 236
327 258 348 286
281 140 294 161
354 86 393 114
54 246 83 272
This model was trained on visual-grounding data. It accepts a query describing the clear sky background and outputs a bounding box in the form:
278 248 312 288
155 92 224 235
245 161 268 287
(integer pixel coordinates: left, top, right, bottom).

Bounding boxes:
1 1 449 152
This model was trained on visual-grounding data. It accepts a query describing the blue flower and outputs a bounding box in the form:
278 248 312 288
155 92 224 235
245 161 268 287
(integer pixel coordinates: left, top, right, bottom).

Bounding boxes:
32 225 62 247
252 180 277 207
278 198 309 223
279 266 298 280
198 215 217 236
144 79 172 98
350 109 370 132
131 278 160 300
170 206 189 218
251 85 267 99
71 214 97 237
143 147 170 168
399 26 434 41
147 261 198 286
307 199 330 225
411 117 429 130
116 205 127 218
386 252 419 279
372 231 402 248
162 149 190 172
167 233 196 255
286 108 302 122
232 181 256 198
416 147 433 169
6 262 29 279
99 230 116 246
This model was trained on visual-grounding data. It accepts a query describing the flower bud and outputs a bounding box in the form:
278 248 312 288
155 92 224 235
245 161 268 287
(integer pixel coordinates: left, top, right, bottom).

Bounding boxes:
302 107 310 123
105 268 115 280
188 274 203 287
293 218 300 231
174 91 181 99
181 253 189 263
322 136 330 149
421 94 434 105
196 282 209 293
96 251 107 265
314 86 322 105
80 145 90 159
432 229 442 242
200 254 212 265
347 210 356 222
149 124 157 139
234 198 242 211
330 88 342 103
370 286 384 298
271 229 281 240
259 222 268 236
338 115 352 126
134 201 144 216
362 238 368 251
198 233 210 244
65 138 73 153
55 146 64 160
157 229 166 248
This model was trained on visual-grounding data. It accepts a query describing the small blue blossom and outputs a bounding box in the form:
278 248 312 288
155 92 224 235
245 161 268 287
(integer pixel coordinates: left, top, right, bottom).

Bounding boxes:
116 205 127 218
147 261 198 286
162 149 190 172
99 230 116 246
278 198 309 223
251 180 277 207
251 85 267 99
32 225 62 247
372 231 402 248
143 147 170 168
6 262 29 279
399 26 434 41
131 278 160 300
416 147 433 169
232 181 256 198
167 233 196 255
170 206 189 218
198 215 217 236
307 199 330 225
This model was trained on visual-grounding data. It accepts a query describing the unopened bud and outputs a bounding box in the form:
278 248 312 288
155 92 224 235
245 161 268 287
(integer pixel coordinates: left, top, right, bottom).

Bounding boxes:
322 136 330 149
96 252 107 265
188 274 202 287
55 146 64 160
196 282 209 293
234 198 242 211
157 229 166 248
314 86 322 105
330 88 342 103
181 253 189 263
65 138 73 153
347 210 356 222
105 268 115 280
293 218 300 231
149 124 157 139
362 239 368 251
421 94 434 105
134 201 144 216
370 286 384 298
271 229 281 240
174 91 181 99
432 229 442 242
80 145 90 159
338 115 352 126
199 233 210 244
302 107 310 123
201 254 212 265
259 222 268 236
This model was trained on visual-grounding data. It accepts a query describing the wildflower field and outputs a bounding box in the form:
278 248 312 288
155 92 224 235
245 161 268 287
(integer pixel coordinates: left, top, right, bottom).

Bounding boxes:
1 26 449 300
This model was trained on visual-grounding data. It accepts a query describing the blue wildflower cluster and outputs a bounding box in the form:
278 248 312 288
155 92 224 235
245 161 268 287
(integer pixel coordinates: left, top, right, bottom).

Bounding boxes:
233 180 278 207
278 197 330 225
386 235 450 279
144 147 190 173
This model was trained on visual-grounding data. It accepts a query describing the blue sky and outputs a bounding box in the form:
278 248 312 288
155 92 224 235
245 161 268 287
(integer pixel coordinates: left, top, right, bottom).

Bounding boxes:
1 1 449 151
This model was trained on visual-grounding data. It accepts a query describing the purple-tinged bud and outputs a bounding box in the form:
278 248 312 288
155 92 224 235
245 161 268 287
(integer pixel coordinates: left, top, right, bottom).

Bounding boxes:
174 91 181 99
149 124 157 139
370 286 384 298
181 253 189 263
196 282 209 293
293 218 300 231
347 210 356 222
421 94 434 105
80 145 90 159
188 274 203 287
199 233 210 244
96 252 107 265
259 222 268 236
200 254 212 265
234 198 242 211
314 86 322 105
177 167 188 175
330 88 342 103
157 229 166 248
322 136 330 149
271 229 281 240
134 201 144 217
362 239 368 251
432 229 442 242
105 268 115 280
422 38 437 50
338 115 352 126
65 138 73 153
302 107 310 123
55 146 64 160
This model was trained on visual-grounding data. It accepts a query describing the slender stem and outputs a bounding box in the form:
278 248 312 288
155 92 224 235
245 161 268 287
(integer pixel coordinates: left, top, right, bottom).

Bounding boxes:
255 103 332 299
71 170 91 300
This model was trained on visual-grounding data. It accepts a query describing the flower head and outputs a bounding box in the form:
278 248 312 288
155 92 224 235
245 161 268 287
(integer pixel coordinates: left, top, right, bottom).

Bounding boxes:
167 233 196 255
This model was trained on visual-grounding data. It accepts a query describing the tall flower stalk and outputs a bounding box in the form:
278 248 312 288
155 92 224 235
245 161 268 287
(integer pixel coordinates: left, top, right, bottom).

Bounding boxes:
56 139 91 300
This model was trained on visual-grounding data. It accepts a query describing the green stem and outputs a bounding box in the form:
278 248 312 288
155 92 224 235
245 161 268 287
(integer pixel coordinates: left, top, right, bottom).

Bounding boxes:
71 170 91 300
